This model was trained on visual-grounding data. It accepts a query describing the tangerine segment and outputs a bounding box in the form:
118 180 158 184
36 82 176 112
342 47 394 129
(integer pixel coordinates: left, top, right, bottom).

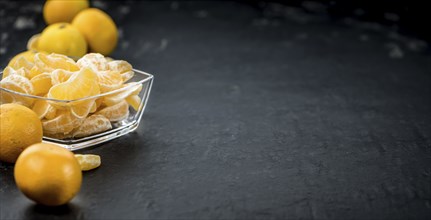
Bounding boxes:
108 60 134 82
42 111 83 135
70 99 96 119
28 66 44 79
7 50 38 67
31 73 52 95
48 67 100 101
89 102 97 113
126 95 142 111
0 73 35 106
74 154 101 171
35 53 79 72
103 83 142 106
27 34 40 51
32 99 56 119
77 53 109 72
45 106 57 120
51 69 75 85
73 114 111 138
8 57 34 75
97 70 123 93
2 67 26 79
0 74 34 95
95 100 129 122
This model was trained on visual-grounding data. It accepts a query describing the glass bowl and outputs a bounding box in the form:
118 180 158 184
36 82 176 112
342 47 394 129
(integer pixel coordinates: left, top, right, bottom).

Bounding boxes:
0 69 153 151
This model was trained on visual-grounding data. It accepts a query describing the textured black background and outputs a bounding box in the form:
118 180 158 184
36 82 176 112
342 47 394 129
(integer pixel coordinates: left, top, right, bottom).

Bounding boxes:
1 1 430 219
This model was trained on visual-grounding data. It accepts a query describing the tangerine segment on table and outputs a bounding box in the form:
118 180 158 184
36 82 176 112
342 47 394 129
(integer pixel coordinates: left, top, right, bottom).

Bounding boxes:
75 154 101 171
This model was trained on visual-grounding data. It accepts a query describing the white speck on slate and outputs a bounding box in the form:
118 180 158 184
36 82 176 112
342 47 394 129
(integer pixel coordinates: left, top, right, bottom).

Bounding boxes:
93 0 107 10
13 16 35 30
195 10 209 18
118 28 124 39
359 34 369 41
252 18 269 26
119 5 130 15
170 1 179 10
406 39 427 52
0 47 6 55
1 33 8 41
386 43 404 59
296 32 308 40
121 41 129 50
384 13 400 22
159 39 168 51
354 8 365 16
19 4 42 13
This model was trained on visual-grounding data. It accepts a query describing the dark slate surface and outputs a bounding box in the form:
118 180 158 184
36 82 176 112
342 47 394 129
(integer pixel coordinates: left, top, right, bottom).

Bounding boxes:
1 1 431 219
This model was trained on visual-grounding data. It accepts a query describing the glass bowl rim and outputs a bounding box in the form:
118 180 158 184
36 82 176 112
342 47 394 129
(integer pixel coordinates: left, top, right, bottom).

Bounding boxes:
0 69 153 103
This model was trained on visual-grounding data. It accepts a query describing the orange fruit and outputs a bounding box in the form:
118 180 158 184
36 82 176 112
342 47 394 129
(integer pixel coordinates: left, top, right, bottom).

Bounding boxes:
72 8 118 55
0 103 43 163
38 23 87 58
95 100 129 122
73 114 111 138
14 143 82 206
43 0 89 25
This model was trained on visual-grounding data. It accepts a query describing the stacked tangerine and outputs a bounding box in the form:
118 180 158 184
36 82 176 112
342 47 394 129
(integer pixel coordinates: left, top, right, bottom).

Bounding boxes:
0 53 142 139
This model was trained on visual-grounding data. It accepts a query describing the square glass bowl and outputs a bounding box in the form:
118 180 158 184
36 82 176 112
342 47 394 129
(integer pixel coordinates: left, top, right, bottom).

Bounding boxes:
0 69 153 151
